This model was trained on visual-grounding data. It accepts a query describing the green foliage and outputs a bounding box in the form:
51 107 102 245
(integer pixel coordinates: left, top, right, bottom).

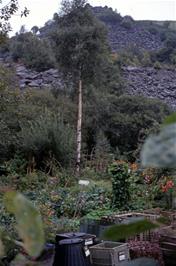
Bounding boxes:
129 167 164 210
0 1 29 34
50 0 109 84
83 93 170 161
103 219 158 241
19 111 75 167
55 218 80 233
56 184 111 218
103 95 170 160
3 192 44 257
153 61 162 69
85 209 114 220
10 32 56 71
154 31 176 65
0 81 76 168
109 161 130 210
116 47 152 67
5 155 27 176
163 112 176 126
0 66 21 162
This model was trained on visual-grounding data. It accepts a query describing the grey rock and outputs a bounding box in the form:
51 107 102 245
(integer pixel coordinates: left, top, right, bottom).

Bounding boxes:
28 81 40 87
123 66 176 109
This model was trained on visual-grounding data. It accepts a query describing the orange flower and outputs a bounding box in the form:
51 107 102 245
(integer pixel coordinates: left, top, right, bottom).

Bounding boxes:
130 163 138 171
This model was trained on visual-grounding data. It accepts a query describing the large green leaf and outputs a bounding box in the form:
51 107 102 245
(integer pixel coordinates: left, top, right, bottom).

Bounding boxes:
0 239 4 258
141 124 176 168
103 219 158 241
163 112 176 126
4 192 45 257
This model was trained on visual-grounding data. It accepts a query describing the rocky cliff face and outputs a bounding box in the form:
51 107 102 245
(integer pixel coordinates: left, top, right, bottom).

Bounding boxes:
15 65 62 89
91 6 164 51
123 66 176 109
39 6 165 52
14 64 176 110
1 6 176 109
107 22 163 51
1 60 175 110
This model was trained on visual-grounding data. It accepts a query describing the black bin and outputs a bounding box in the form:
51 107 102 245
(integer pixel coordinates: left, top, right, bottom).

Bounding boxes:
56 232 96 246
53 238 88 266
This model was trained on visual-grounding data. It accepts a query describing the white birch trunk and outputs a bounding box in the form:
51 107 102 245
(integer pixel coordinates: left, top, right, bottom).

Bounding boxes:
76 79 82 173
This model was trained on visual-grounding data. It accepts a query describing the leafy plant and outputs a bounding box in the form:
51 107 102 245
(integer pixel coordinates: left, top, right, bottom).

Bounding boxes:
141 124 176 168
85 209 114 220
19 110 75 168
3 192 45 258
109 161 130 210
103 219 158 241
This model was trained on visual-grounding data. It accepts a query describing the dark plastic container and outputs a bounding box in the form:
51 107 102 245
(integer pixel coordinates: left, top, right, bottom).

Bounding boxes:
56 232 96 246
80 219 100 236
53 238 88 266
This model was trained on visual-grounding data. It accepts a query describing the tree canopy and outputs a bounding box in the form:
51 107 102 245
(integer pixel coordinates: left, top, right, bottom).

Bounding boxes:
50 0 110 84
0 0 29 34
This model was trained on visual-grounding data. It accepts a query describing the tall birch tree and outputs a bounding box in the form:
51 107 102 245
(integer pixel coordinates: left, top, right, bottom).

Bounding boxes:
51 0 109 173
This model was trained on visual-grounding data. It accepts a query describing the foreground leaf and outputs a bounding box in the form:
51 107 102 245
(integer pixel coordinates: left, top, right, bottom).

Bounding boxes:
4 192 45 257
163 112 176 126
141 124 176 168
103 219 158 241
0 239 4 258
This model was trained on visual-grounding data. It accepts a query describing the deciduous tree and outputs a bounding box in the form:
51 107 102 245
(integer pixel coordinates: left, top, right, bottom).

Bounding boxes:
0 0 29 33
51 0 110 173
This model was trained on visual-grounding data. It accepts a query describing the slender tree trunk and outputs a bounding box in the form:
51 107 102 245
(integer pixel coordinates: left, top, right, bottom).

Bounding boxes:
76 79 82 174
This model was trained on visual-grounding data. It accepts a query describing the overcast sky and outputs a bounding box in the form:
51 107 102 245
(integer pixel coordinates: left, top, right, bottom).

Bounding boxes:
9 0 176 35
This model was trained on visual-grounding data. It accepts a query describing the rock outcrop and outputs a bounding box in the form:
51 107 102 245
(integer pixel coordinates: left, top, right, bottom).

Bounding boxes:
40 6 165 52
2 59 176 109
15 65 63 89
15 64 176 110
123 66 176 109
107 22 163 51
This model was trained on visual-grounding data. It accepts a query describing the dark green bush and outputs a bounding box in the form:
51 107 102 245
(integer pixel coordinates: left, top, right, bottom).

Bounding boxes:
109 161 131 210
19 111 75 168
10 32 56 71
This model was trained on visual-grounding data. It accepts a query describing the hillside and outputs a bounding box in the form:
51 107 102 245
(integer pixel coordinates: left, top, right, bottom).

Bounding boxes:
1 5 176 109
39 5 173 52
123 66 176 109
91 6 165 51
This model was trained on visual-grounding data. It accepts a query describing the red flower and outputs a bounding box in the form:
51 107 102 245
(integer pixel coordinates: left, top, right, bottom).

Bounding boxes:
161 180 174 192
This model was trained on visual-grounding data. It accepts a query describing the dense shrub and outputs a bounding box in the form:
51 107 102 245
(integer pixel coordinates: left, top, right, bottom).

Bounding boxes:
109 161 131 210
10 32 56 71
116 47 152 67
154 32 176 64
102 95 170 160
56 184 111 218
19 111 75 168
